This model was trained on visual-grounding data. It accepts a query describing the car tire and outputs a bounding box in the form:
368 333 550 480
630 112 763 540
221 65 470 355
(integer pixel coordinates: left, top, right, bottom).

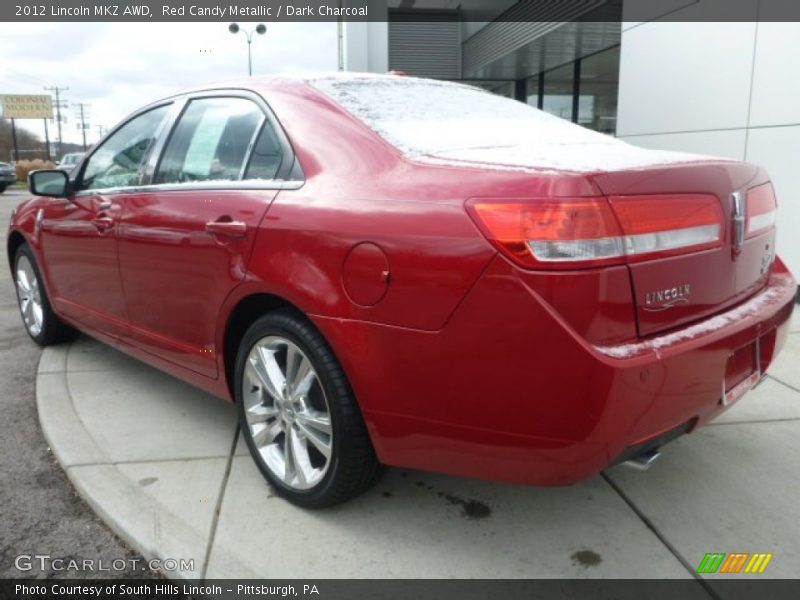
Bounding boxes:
14 244 78 346
0 184 7 194
235 309 383 508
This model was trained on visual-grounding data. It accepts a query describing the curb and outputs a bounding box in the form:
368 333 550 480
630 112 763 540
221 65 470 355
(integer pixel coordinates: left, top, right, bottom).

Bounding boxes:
35 343 216 580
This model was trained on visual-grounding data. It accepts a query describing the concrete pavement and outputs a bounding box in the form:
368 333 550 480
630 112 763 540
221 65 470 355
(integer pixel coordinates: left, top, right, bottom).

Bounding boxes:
0 188 156 579
35 313 800 583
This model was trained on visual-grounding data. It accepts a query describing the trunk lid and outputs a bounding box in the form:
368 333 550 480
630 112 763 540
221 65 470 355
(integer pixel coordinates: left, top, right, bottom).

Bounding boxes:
591 161 776 337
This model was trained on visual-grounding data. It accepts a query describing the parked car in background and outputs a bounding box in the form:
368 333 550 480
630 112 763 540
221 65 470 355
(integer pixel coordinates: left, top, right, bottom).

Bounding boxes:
56 152 84 173
6 74 796 508
0 161 16 193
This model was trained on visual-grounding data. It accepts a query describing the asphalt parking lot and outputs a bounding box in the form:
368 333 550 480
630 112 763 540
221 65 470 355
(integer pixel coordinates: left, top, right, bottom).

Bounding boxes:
0 188 155 579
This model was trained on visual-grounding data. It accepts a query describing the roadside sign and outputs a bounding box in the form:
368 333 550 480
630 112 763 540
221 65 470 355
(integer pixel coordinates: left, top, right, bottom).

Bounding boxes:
0 94 54 119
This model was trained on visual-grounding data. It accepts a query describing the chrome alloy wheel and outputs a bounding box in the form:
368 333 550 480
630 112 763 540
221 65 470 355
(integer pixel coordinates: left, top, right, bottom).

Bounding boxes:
242 336 333 490
16 255 44 337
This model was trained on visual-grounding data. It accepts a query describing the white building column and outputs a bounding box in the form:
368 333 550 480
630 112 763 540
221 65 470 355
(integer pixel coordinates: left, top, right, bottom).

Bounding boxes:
617 16 800 278
341 1 389 73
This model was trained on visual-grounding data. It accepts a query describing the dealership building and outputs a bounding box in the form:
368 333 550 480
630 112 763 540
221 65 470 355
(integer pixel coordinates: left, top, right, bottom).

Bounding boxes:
342 0 800 280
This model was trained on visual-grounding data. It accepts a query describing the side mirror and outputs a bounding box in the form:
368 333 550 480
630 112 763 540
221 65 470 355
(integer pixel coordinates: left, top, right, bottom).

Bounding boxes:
30 169 70 198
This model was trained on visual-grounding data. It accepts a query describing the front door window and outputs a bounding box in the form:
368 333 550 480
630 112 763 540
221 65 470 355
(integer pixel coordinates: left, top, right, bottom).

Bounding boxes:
79 105 170 191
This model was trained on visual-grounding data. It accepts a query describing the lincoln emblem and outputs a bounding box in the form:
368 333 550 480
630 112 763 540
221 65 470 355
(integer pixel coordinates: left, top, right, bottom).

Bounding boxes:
644 284 691 312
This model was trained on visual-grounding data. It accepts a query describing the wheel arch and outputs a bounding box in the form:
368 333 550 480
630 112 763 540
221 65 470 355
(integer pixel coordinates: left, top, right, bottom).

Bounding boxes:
7 230 27 275
221 292 302 400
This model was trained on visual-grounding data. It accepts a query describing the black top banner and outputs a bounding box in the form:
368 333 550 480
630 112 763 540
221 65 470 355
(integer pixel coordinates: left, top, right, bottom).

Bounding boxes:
1 0 799 23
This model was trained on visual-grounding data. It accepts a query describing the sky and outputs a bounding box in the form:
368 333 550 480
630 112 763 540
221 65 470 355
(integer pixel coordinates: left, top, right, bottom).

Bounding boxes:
0 22 339 150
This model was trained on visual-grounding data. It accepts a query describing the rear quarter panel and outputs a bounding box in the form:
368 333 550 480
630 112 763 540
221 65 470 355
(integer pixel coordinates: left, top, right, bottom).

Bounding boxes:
240 81 600 330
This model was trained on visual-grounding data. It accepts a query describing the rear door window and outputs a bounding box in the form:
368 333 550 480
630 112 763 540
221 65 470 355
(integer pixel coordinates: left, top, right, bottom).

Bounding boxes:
155 97 263 184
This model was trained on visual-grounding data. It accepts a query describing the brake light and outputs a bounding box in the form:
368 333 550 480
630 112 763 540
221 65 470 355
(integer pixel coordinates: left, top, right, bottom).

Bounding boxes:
466 199 625 269
466 194 724 270
609 194 724 261
745 183 777 238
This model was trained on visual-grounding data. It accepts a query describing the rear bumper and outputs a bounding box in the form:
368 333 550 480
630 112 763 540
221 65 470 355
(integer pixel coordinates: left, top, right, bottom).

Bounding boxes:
594 258 795 465
315 256 796 486
0 173 16 184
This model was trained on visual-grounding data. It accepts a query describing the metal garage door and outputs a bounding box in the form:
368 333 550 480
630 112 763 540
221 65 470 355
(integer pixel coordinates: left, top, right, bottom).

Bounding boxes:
388 11 461 80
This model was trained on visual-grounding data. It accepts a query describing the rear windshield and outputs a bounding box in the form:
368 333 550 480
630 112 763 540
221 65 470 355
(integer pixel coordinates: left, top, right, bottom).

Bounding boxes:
313 77 603 158
313 77 713 173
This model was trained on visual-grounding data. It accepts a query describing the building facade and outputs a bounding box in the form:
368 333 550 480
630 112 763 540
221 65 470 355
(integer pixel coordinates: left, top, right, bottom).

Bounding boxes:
616 18 800 280
343 2 800 278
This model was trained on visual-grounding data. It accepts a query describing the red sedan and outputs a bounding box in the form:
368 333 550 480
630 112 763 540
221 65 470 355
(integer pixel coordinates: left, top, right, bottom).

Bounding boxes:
8 74 795 507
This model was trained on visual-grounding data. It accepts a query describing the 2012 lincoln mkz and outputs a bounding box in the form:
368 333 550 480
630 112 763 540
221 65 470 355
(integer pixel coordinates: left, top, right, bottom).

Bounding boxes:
8 74 796 507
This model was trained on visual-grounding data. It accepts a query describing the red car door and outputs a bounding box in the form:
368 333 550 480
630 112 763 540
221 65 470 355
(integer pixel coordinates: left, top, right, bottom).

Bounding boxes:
117 95 289 378
39 104 172 338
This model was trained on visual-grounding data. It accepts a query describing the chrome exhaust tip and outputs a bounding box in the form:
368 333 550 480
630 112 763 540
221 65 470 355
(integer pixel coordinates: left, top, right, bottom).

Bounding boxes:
623 449 661 471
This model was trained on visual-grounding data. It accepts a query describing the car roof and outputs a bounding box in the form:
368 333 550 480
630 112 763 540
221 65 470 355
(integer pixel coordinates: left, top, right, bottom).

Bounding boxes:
171 71 439 99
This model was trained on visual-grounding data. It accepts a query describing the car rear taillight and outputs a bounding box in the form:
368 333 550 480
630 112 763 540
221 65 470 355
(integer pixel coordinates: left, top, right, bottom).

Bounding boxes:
745 183 777 239
608 194 724 262
466 199 625 269
466 194 725 270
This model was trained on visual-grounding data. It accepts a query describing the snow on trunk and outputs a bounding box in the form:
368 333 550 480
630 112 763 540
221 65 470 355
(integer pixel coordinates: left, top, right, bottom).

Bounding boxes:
313 76 729 174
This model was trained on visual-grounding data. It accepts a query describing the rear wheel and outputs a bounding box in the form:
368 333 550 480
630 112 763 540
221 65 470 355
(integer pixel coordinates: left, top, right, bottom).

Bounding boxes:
14 244 77 346
235 309 383 507
0 184 7 194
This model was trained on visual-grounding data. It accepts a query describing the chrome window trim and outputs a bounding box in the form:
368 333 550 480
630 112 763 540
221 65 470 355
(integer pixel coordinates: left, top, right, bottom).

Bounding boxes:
72 87 305 196
148 89 299 190
73 179 304 197
238 114 268 180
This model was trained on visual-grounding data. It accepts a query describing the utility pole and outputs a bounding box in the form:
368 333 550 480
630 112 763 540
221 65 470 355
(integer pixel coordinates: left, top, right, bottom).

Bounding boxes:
10 119 19 162
74 102 90 151
95 124 109 143
43 118 51 161
44 85 69 158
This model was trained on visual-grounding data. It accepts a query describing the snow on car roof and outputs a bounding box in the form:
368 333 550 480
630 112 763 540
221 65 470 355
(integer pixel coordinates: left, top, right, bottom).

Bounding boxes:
310 75 728 174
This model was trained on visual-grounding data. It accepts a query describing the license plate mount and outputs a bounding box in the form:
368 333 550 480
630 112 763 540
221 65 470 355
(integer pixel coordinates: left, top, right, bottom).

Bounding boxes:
721 337 762 407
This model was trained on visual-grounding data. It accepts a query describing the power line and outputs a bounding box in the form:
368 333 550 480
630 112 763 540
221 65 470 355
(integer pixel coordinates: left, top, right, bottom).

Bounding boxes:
44 85 69 157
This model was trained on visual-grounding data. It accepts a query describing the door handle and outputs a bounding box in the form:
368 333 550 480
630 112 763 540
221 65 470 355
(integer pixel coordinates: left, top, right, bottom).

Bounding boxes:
205 219 247 238
91 216 115 231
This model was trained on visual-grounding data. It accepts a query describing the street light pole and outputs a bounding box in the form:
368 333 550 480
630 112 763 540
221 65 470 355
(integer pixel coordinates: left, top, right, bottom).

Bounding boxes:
229 23 267 76
247 36 252 76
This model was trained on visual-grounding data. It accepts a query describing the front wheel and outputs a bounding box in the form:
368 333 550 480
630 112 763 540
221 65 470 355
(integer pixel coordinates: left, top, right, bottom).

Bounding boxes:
235 309 383 508
14 244 77 345
0 184 7 194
